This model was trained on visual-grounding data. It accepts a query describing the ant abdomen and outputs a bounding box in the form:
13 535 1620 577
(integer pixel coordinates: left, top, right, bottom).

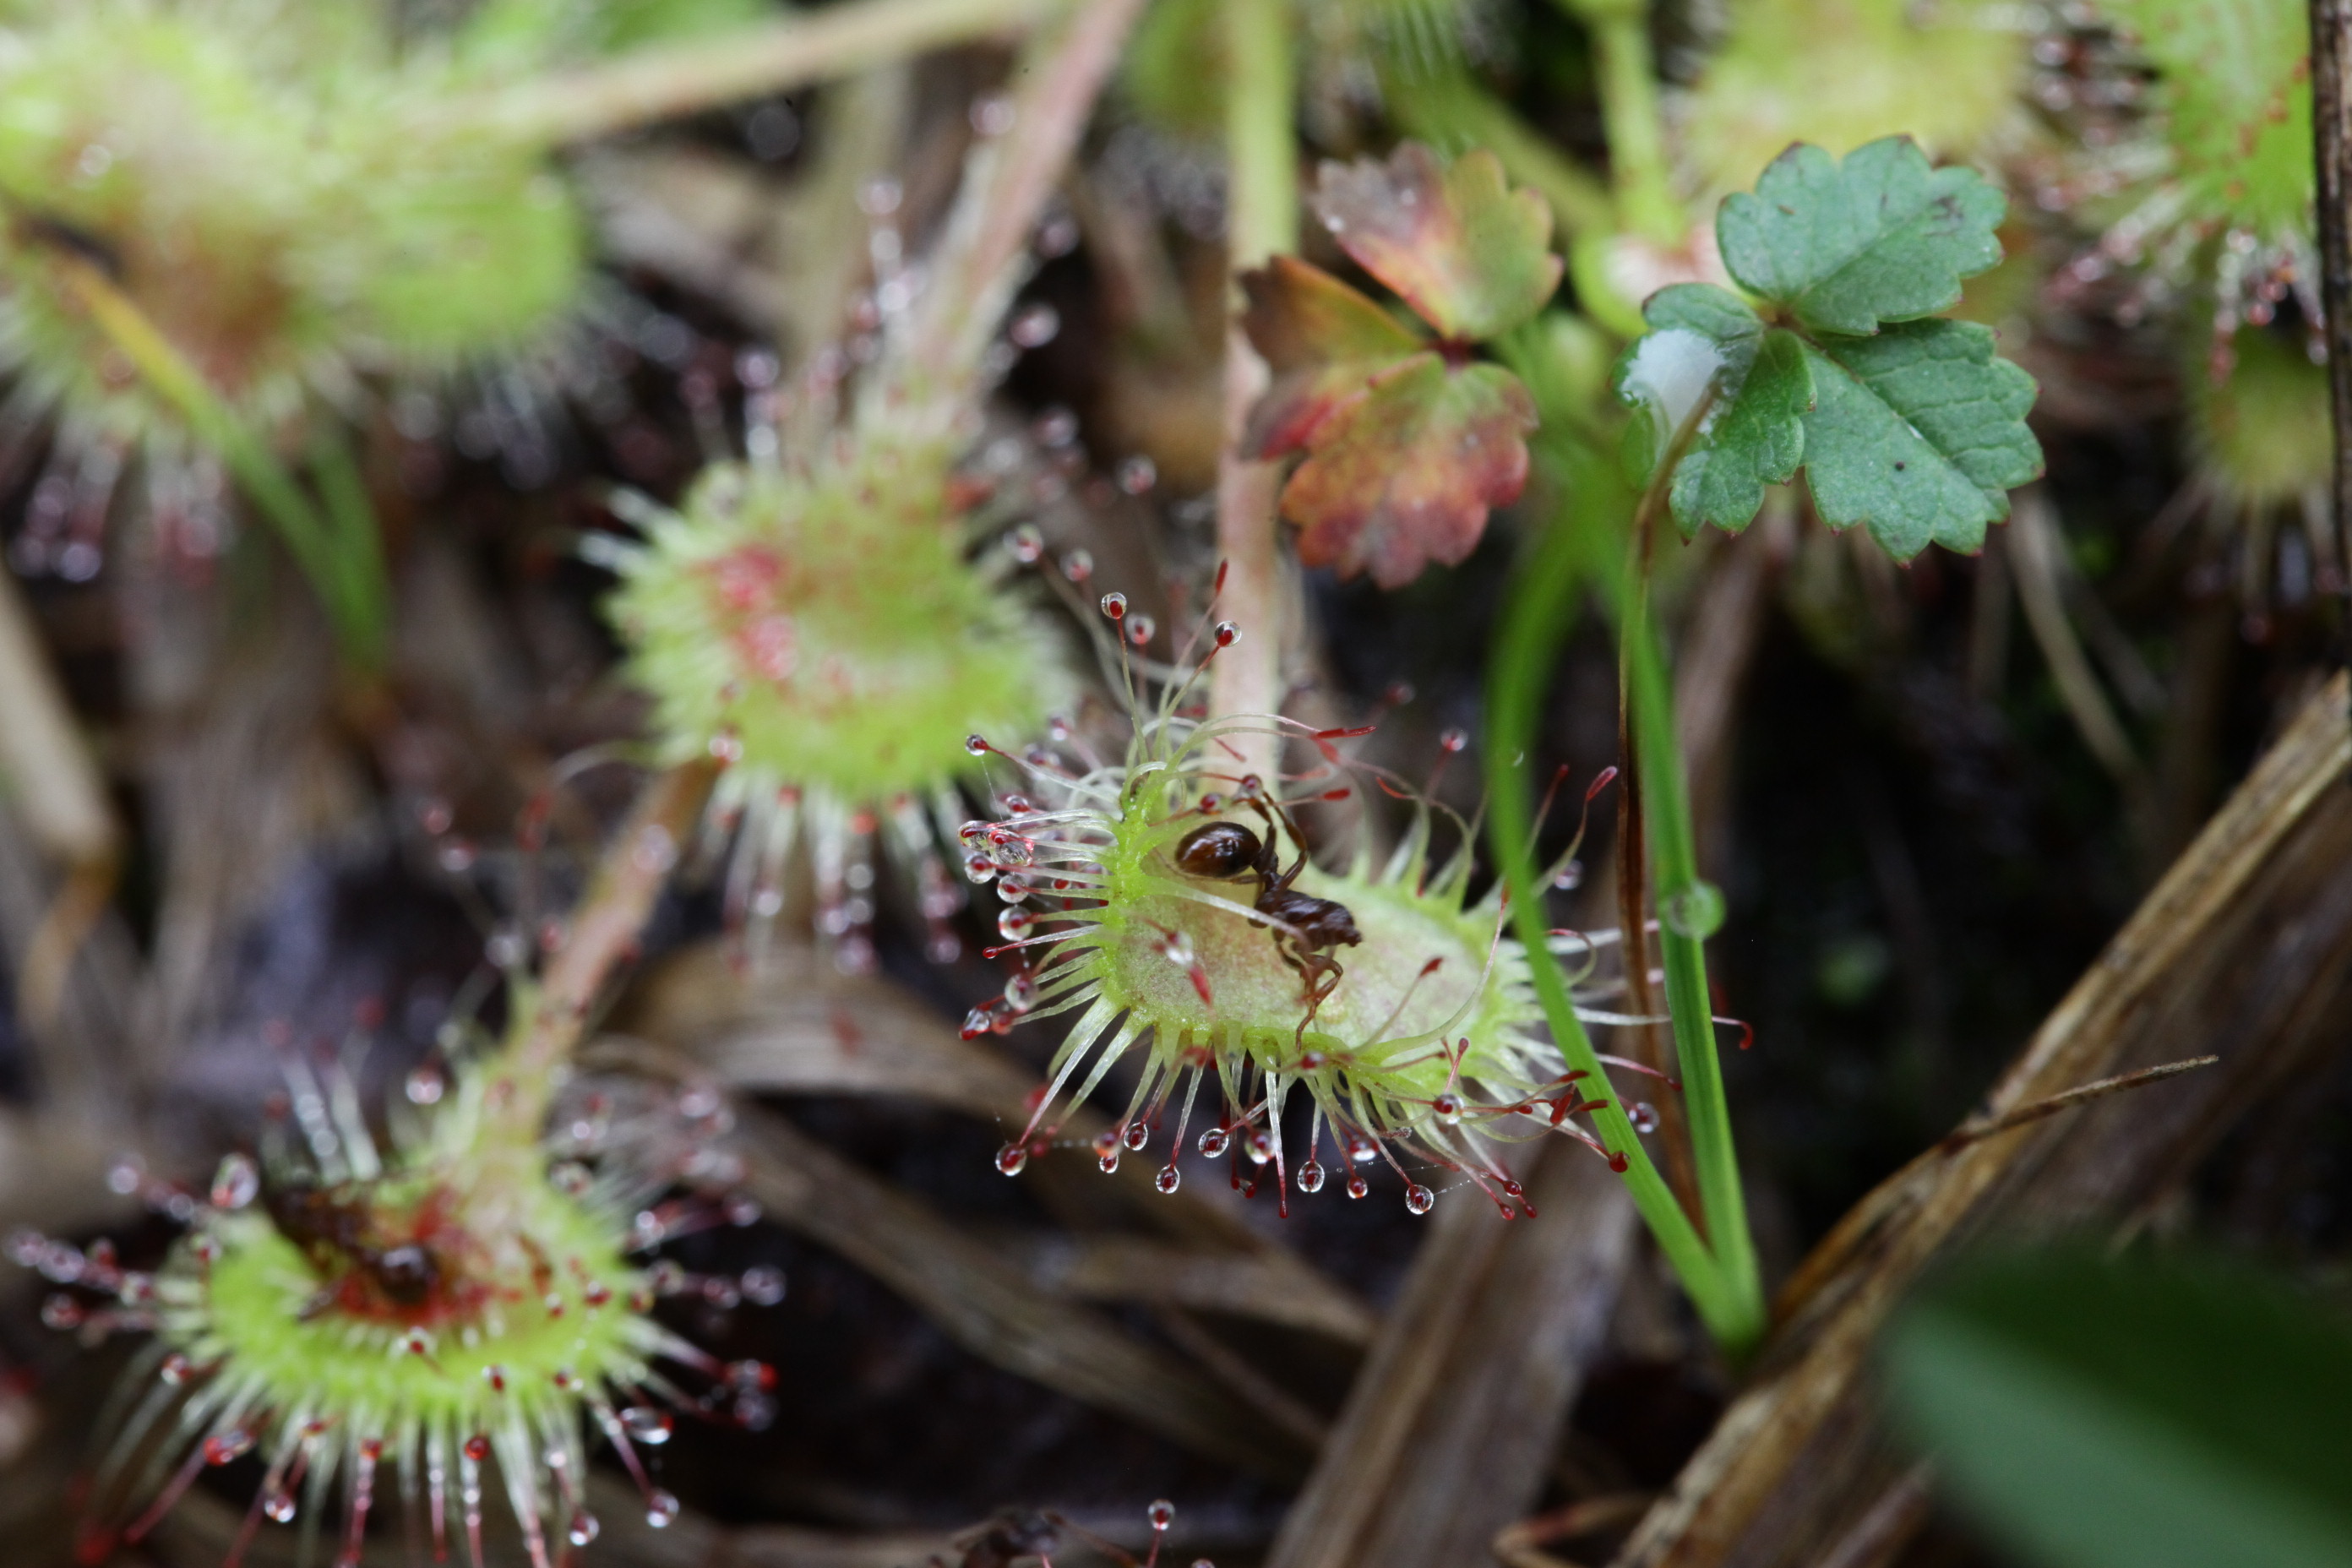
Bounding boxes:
1173 820 1262 880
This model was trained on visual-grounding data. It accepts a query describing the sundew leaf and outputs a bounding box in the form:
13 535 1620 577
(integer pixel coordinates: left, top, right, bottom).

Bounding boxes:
1615 284 1811 536
1614 139 2040 551
1718 137 2006 335
1276 354 1537 589
1799 318 2040 558
1309 141 1562 341
1882 1248 2352 1568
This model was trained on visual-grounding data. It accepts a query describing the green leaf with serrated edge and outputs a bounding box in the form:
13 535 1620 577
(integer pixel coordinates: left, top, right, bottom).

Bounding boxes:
1279 354 1537 589
1883 1249 2352 1568
1310 143 1562 342
1718 138 2005 335
1240 255 1430 456
1798 318 2040 558
1613 284 1812 536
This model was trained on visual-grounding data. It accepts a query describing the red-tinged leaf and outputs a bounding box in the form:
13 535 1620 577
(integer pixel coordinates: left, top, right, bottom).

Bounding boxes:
1309 143 1562 344
1241 254 1424 373
1239 257 1426 458
1277 355 1538 588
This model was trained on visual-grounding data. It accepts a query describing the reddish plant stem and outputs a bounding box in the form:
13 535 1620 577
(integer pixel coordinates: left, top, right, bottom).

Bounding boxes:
906 0 1152 404
493 760 721 1139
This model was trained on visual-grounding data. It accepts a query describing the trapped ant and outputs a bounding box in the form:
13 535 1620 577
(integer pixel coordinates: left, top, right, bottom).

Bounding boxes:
1173 781 1361 1036
263 1175 441 1314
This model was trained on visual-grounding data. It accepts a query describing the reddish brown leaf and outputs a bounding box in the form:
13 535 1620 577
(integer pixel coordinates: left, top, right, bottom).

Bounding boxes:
1239 257 1428 458
1242 254 1425 373
1309 143 1562 343
1278 356 1537 589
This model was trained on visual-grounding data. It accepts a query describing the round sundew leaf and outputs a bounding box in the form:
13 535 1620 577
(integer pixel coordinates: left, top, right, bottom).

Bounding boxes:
1882 1248 2352 1568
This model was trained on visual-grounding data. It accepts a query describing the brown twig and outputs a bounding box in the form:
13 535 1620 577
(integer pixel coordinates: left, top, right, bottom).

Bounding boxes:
1936 1055 2219 1152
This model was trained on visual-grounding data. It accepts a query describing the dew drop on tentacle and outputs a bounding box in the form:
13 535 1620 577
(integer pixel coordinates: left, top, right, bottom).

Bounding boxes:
1346 1173 1370 1200
1404 1184 1435 1216
645 1489 682 1529
1297 1159 1326 1195
995 1143 1029 1176
1631 1102 1661 1135
1196 1127 1230 1159
1123 1120 1151 1152
620 1407 675 1446
1155 1164 1182 1194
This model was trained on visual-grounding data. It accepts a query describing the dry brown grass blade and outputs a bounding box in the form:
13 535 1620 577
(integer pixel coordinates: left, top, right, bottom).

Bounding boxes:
624 943 1379 1344
1014 1234 1375 1344
1611 672 2352 1568
738 1103 1312 1478
1263 1138 1636 1568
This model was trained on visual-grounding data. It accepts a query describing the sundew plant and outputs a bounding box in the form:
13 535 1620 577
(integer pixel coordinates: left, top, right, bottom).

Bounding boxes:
5 0 2351 1562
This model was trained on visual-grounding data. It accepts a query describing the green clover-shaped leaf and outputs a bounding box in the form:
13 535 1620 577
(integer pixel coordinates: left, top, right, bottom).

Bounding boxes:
1718 137 2005 335
1616 139 2041 558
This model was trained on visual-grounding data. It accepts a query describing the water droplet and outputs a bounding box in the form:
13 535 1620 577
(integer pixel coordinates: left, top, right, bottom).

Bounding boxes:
646 1489 681 1529
999 907 1035 941
1432 1092 1463 1125
1059 549 1093 582
1122 1121 1151 1152
1155 1165 1182 1194
996 1143 1029 1176
1346 1173 1370 1200
1244 1127 1273 1165
1007 524 1045 564
1149 1500 1175 1530
1117 455 1157 493
208 1153 259 1211
1034 408 1080 448
264 1486 297 1523
1197 1127 1230 1158
1099 591 1127 620
1661 880 1727 939
1004 972 1040 1013
405 1066 445 1105
569 1513 601 1546
741 1266 786 1306
963 852 999 885
963 1008 995 1040
1126 614 1157 647
1404 1184 1435 1215
159 1353 192 1386
621 1407 675 1446
969 93 1016 136
204 1429 255 1465
1631 1102 1661 1135
1607 1151 1630 1173
1297 1160 1326 1194
1213 620 1240 647
1010 303 1059 348
550 1161 593 1195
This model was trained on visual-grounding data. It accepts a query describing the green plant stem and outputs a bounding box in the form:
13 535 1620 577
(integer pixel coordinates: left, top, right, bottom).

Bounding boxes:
1484 447 1752 1348
1208 0 1297 749
1559 0 1682 243
54 256 389 671
469 0 1064 147
1612 547 1763 1334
